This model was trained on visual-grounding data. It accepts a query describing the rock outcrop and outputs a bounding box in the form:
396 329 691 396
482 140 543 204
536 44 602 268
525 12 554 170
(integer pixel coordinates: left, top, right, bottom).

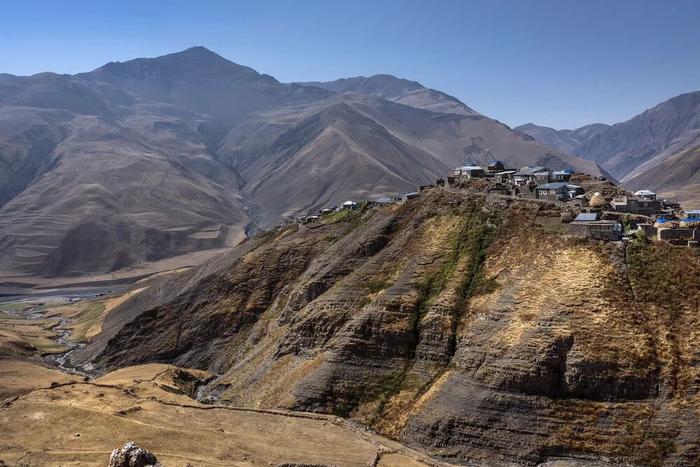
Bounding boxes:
109 442 161 467
87 191 700 466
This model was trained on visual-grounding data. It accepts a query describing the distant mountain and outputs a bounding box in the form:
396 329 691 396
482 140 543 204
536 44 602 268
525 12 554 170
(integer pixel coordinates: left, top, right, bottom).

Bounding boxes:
517 91 700 206
298 74 479 116
219 93 601 227
625 145 700 207
0 47 603 282
515 123 610 157
81 46 330 124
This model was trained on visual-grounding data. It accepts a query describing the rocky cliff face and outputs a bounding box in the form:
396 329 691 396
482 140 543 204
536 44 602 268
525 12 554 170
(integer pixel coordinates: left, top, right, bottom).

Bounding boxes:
85 191 700 465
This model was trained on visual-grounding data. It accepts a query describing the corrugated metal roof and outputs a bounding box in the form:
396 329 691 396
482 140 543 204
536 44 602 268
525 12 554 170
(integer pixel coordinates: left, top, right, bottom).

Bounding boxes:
574 213 599 222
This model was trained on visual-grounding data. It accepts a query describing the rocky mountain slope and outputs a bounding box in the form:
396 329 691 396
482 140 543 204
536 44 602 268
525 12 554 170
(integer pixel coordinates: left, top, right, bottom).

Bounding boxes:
76 191 700 465
299 74 479 116
0 47 603 281
515 122 610 157
517 92 700 206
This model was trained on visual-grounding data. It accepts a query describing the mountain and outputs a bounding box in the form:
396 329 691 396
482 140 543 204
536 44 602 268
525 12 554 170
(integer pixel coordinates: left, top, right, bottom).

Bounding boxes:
74 191 700 465
219 93 602 226
625 145 700 206
298 74 479 116
517 92 700 205
515 122 610 156
80 46 330 125
0 47 603 283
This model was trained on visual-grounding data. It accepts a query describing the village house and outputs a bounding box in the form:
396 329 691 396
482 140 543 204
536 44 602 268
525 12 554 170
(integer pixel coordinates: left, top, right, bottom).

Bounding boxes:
371 196 394 206
494 170 516 184
534 182 583 201
487 160 505 173
535 182 570 201
402 192 420 201
514 166 548 186
610 195 661 216
341 200 358 210
534 171 551 184
634 189 657 200
454 164 485 179
569 212 622 241
551 169 573 182
657 227 699 246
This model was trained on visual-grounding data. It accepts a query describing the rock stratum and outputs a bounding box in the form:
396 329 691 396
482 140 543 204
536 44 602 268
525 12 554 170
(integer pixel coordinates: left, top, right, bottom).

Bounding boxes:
74 191 700 466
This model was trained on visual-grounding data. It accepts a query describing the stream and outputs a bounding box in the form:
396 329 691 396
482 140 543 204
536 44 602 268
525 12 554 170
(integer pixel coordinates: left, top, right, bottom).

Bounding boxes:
1 287 123 378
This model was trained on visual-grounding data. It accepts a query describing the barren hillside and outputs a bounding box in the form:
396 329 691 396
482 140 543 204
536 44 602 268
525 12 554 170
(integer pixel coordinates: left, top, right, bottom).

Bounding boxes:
75 191 700 465
0 47 603 283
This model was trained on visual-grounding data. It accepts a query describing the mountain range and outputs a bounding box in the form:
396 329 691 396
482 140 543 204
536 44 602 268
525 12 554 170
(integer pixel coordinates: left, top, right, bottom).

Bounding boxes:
516 91 700 206
0 46 603 283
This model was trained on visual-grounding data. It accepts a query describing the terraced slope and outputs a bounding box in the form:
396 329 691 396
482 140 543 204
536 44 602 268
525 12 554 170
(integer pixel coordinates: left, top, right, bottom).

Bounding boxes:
78 191 700 465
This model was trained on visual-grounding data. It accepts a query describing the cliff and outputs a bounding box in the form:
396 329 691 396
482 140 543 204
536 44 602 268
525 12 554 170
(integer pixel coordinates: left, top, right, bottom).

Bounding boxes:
81 190 700 465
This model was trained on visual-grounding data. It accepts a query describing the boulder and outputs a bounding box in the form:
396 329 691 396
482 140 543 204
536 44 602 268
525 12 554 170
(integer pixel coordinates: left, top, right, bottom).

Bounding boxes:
109 442 161 467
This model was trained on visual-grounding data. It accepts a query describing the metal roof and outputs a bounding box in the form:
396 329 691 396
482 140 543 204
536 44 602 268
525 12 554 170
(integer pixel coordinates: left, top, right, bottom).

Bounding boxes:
455 165 484 171
515 166 547 175
574 213 599 222
553 169 574 175
634 190 656 196
536 182 569 190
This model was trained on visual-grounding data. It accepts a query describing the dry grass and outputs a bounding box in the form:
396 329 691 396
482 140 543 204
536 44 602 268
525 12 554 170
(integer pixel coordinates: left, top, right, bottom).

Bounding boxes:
0 364 438 467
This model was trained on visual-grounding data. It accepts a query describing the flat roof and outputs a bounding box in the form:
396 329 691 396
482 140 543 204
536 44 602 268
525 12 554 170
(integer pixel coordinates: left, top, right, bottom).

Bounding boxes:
536 182 569 190
455 165 484 171
574 213 599 222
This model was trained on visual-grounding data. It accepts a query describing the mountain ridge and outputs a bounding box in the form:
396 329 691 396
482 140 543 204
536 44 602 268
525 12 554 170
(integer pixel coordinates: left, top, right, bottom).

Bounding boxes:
0 46 604 281
517 91 700 206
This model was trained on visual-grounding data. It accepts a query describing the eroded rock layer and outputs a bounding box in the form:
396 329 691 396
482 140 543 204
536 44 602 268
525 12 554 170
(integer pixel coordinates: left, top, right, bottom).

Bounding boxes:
88 191 700 466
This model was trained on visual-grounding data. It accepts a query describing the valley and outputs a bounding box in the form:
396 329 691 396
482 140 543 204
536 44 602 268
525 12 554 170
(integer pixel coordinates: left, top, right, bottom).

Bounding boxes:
0 290 441 466
1 38 699 467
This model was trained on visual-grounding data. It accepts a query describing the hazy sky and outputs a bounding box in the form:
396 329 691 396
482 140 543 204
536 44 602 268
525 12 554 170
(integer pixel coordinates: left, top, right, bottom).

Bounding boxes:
1 0 699 129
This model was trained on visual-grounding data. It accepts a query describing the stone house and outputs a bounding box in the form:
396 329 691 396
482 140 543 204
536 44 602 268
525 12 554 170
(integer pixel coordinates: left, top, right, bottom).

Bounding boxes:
514 166 548 186
487 160 505 173
569 212 622 241
535 182 570 201
552 169 573 182
611 196 661 216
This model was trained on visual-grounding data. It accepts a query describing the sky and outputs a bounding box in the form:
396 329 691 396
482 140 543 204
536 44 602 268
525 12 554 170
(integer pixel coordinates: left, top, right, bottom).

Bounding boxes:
1 0 699 129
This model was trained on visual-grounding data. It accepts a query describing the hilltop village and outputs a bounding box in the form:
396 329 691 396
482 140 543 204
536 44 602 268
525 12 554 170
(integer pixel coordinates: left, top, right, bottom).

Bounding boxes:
290 161 700 248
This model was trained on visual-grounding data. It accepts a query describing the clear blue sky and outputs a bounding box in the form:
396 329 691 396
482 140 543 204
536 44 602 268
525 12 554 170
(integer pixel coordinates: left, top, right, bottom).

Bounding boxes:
1 0 699 129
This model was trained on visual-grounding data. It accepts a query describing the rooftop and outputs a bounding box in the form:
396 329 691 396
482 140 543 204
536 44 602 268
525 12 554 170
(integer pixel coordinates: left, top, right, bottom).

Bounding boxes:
536 182 569 190
515 166 547 176
455 165 484 171
574 213 600 222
